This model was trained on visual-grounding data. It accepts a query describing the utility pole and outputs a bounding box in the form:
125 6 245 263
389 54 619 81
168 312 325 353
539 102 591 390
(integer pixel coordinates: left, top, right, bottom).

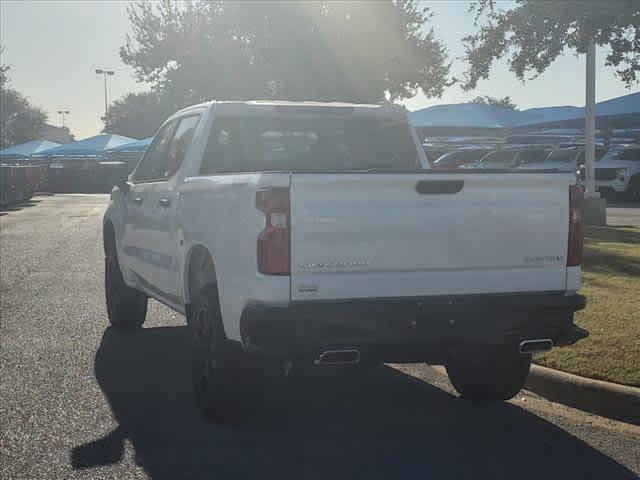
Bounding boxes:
57 110 70 128
95 69 115 122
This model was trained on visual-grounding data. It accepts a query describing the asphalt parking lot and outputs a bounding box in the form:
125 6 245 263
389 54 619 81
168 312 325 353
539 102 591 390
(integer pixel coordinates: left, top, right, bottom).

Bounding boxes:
1 194 639 480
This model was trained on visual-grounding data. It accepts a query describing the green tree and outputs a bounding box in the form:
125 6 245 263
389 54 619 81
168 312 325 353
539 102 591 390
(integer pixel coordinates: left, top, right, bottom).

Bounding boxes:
104 91 174 138
0 61 9 89
120 0 450 106
0 49 47 149
471 95 518 110
462 0 640 90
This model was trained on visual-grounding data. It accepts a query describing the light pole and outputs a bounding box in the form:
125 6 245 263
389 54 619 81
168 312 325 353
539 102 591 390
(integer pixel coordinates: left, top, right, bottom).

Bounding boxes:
584 41 596 196
583 39 606 225
57 110 70 128
95 68 115 121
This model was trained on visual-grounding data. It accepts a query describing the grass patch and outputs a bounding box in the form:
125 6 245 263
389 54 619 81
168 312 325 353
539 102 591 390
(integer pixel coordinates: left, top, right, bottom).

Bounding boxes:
535 226 640 386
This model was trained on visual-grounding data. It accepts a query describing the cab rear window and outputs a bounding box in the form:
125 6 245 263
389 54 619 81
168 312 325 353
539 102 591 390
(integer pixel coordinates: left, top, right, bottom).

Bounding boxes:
200 114 418 174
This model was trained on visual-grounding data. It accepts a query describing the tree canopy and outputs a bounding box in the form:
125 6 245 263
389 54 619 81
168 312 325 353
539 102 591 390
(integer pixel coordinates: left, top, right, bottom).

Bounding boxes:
120 0 450 107
103 91 173 138
0 49 48 149
462 0 640 90
471 95 518 110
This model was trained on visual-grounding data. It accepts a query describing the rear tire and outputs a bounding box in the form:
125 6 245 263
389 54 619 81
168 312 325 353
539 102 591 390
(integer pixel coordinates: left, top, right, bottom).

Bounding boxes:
188 256 270 422
446 347 531 403
104 236 147 331
608 191 625 203
625 175 640 202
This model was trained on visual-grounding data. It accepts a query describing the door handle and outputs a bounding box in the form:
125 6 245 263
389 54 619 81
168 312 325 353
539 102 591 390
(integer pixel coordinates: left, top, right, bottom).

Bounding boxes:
415 180 464 195
159 198 171 207
133 196 143 205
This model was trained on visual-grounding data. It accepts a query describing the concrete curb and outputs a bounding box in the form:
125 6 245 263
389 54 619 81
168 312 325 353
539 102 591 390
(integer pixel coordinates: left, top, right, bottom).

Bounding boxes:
430 364 640 425
525 364 640 425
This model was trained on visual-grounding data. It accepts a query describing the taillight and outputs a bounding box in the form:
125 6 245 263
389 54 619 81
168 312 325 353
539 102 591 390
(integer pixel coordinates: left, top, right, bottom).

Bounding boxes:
567 185 584 266
256 187 290 275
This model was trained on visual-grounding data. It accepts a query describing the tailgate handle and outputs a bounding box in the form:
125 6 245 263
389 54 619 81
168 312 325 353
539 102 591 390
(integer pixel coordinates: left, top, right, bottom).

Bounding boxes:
416 180 464 195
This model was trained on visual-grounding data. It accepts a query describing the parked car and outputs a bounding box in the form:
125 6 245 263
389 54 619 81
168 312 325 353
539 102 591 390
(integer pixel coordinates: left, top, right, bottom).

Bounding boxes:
423 137 503 166
431 148 493 170
595 144 640 201
23 165 47 194
422 145 452 165
505 134 583 145
95 161 129 193
462 146 554 170
461 149 515 169
103 100 587 421
517 146 606 175
0 165 30 207
47 158 100 193
511 147 553 166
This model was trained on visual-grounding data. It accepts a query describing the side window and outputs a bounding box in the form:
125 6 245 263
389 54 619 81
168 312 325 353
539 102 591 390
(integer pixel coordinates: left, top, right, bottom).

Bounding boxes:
132 120 176 183
166 115 201 177
200 118 246 174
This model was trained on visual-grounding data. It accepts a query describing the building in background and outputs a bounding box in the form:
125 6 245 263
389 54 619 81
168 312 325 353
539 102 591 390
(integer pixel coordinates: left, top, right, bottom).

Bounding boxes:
37 124 74 144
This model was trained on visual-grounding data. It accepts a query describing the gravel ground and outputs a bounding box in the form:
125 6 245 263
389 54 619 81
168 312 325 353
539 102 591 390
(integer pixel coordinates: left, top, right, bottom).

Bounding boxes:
1 194 639 480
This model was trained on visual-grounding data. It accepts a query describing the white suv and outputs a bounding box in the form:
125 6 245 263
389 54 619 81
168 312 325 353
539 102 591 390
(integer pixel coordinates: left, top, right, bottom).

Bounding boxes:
596 144 640 201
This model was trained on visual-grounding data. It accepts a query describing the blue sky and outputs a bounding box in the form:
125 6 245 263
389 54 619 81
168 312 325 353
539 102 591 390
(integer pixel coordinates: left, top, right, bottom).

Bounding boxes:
1 1 636 139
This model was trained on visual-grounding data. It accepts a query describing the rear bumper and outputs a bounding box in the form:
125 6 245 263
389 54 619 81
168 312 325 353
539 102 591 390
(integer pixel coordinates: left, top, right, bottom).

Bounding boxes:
240 292 587 362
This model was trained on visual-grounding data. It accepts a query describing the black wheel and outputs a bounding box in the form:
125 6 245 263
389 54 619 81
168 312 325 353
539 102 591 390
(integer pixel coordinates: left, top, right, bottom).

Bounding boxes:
625 175 640 202
188 256 268 422
446 347 531 403
104 236 147 331
609 191 626 203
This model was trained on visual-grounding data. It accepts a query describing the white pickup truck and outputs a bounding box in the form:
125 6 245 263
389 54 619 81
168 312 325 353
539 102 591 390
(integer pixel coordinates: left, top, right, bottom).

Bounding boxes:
103 101 587 420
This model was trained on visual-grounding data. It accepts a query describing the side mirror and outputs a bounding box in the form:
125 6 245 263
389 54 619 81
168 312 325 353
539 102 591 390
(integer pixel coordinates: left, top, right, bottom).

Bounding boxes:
116 179 130 195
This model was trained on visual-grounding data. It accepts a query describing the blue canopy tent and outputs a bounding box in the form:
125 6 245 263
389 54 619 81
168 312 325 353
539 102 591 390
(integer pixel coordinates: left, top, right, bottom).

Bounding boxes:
514 91 640 130
410 92 640 139
34 133 136 159
409 103 523 129
0 140 61 163
33 134 136 193
101 136 152 175
103 137 152 154
513 106 584 128
408 103 523 137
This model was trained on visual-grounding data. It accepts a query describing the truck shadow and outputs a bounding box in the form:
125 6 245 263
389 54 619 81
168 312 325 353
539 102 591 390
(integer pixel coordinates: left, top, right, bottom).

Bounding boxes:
585 225 640 245
584 246 640 278
72 326 636 480
606 201 640 209
0 199 40 213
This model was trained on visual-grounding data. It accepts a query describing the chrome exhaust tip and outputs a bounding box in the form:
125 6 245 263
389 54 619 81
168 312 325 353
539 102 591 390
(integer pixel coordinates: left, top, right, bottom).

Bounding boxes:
519 339 554 354
314 349 360 365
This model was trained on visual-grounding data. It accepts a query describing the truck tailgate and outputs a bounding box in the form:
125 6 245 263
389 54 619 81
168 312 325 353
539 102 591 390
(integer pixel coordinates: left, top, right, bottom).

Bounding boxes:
290 173 571 301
